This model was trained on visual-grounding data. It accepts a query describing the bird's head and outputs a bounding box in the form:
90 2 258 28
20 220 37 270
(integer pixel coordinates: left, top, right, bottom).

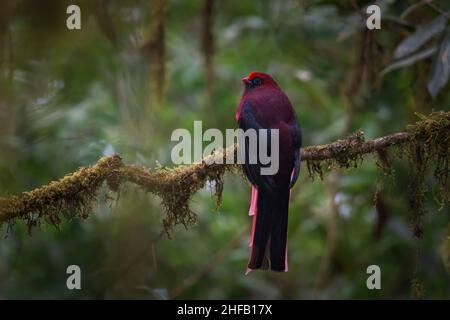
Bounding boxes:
236 72 283 121
242 71 279 91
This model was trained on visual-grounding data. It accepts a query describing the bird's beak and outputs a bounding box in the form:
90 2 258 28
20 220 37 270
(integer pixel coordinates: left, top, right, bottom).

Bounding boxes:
242 76 250 84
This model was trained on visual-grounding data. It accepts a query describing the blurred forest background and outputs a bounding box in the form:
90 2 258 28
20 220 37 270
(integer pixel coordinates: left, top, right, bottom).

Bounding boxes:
0 0 449 299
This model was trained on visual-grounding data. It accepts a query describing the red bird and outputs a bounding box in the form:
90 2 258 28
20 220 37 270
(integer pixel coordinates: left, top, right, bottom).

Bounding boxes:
236 72 301 273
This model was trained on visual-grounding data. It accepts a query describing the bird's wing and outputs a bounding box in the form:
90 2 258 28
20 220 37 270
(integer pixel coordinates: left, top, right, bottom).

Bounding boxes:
289 118 302 189
238 101 276 192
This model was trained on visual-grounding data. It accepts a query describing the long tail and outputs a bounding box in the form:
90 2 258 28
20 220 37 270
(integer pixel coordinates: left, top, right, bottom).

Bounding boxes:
247 187 290 273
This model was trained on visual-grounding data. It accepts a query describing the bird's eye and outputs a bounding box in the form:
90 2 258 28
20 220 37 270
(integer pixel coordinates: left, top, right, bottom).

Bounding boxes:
252 77 262 86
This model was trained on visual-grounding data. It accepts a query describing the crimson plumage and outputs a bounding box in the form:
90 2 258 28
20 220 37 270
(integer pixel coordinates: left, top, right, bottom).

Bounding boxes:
236 71 301 273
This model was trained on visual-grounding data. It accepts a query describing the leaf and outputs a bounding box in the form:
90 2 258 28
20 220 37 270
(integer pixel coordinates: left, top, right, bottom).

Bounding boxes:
393 16 447 60
400 1 426 20
381 47 436 76
428 26 450 98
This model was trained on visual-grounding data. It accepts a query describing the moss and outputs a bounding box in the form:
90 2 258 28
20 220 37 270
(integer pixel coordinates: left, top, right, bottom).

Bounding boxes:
403 111 450 297
0 147 242 236
117 157 235 236
404 111 450 238
0 155 123 232
441 224 450 276
149 163 228 236
306 130 365 180
1 112 448 242
411 277 426 299
376 148 394 179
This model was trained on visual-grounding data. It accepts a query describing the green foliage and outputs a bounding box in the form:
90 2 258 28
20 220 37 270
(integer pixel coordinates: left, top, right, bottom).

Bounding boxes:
0 0 449 299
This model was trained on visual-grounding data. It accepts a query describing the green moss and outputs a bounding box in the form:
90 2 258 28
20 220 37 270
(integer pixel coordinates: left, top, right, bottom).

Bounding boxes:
376 148 394 179
306 130 365 181
1 112 448 244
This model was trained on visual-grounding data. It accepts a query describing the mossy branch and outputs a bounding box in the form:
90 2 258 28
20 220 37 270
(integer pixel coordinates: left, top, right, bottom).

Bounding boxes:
0 111 449 235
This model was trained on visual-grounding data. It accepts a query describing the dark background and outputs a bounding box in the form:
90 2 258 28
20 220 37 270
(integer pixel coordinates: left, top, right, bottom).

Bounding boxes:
0 0 449 299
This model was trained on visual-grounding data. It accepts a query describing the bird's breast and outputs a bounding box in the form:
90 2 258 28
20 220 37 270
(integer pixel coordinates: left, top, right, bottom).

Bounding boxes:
249 94 293 128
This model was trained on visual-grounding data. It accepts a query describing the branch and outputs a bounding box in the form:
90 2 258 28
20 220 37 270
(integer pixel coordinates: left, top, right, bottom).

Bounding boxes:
300 131 409 161
0 111 449 234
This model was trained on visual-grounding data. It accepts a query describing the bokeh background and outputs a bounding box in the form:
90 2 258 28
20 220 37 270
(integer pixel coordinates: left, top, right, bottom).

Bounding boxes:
0 0 449 299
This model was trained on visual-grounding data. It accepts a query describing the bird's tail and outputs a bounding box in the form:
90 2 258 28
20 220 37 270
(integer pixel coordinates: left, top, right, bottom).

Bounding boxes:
247 187 289 273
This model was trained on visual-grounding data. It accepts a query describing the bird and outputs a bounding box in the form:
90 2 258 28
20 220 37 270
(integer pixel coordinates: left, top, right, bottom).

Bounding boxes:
235 71 301 273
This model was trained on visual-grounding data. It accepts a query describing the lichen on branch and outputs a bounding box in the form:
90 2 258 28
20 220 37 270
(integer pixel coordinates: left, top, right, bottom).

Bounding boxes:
0 111 449 235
